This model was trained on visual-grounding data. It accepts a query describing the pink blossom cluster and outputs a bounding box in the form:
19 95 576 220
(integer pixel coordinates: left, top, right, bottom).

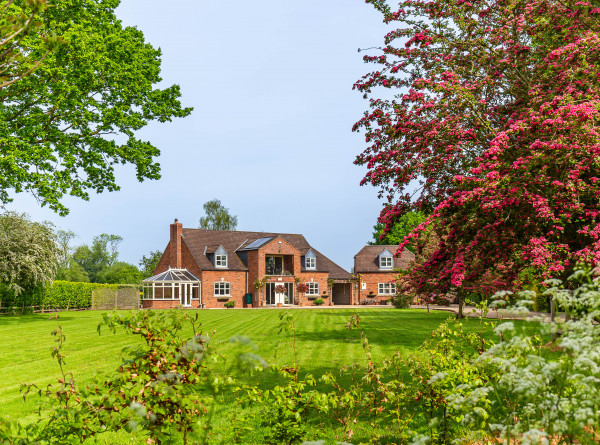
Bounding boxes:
355 0 600 294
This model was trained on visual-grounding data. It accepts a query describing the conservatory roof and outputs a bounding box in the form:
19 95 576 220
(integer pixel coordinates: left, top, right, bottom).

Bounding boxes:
142 268 200 283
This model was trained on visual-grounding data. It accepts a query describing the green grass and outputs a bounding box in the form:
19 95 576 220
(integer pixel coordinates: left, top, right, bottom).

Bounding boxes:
0 307 506 443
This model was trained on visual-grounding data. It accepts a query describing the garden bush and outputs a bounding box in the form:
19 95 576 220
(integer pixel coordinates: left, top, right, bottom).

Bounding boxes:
391 293 412 309
313 298 324 306
0 281 120 311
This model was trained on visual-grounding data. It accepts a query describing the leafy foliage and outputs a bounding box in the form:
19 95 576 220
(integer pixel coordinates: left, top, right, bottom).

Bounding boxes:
96 261 143 284
390 293 412 309
198 199 238 231
0 0 62 91
3 304 598 444
1 280 118 310
139 249 163 277
355 0 600 294
0 0 192 215
71 233 122 283
450 268 600 444
0 211 58 298
371 211 426 252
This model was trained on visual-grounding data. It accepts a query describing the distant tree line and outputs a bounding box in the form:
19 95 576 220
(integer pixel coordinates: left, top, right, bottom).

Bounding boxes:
56 231 162 284
0 212 163 306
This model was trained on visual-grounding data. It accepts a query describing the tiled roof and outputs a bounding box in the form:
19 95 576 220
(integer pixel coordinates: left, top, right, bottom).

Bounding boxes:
354 245 415 273
180 229 351 279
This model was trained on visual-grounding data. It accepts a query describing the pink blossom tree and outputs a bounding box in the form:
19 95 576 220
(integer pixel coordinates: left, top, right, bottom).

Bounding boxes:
355 0 600 295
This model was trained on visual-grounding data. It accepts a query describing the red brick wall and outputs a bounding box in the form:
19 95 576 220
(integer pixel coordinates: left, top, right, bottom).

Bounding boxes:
294 272 330 306
261 237 300 275
247 250 261 307
141 299 201 309
170 220 182 268
358 272 398 305
154 241 171 275
201 270 248 309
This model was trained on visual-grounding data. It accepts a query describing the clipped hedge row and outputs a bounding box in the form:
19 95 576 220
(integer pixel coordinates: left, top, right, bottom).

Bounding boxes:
0 281 121 311
43 281 120 309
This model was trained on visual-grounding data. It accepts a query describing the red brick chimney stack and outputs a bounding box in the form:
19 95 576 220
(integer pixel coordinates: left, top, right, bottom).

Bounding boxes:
170 218 183 269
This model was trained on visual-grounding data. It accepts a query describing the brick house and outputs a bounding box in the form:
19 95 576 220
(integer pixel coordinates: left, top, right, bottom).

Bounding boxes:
353 245 415 304
141 219 355 308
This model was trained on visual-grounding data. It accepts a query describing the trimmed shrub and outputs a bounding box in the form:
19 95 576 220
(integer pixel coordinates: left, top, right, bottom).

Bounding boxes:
44 281 117 309
224 300 235 308
313 298 324 306
391 294 412 309
1 281 123 312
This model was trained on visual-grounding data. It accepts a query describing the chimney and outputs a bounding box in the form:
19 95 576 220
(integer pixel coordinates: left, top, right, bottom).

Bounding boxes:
170 218 183 269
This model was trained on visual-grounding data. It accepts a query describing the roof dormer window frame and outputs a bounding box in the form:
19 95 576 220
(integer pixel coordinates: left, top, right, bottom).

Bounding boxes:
379 249 393 270
305 249 317 270
214 245 228 269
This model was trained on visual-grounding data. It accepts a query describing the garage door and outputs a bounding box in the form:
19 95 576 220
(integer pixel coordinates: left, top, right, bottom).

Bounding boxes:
332 283 351 305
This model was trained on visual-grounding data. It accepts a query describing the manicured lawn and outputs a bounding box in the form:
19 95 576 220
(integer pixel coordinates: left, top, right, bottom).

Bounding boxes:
0 307 503 442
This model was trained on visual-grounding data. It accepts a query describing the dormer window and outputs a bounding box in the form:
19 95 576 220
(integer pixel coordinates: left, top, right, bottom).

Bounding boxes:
304 249 317 270
215 246 228 268
379 249 393 270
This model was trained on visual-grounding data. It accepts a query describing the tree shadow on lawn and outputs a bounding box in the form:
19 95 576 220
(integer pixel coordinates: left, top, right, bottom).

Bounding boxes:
292 309 459 349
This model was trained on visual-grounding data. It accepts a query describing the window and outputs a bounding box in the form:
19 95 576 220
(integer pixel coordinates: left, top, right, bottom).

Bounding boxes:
306 282 319 295
305 250 317 270
214 281 231 296
266 255 284 275
379 256 393 269
378 283 396 295
216 255 227 268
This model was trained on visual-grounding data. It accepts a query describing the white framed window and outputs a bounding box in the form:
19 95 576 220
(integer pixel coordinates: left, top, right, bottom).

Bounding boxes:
214 281 231 296
305 250 317 270
378 283 396 295
216 255 227 268
306 282 319 295
380 256 393 269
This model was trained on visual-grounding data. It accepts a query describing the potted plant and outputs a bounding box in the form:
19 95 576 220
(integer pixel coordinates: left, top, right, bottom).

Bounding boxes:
313 298 324 306
296 283 309 306
224 300 235 308
253 275 270 307
274 284 287 307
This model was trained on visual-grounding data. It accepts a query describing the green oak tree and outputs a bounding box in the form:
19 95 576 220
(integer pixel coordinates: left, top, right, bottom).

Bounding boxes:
55 229 75 270
96 261 142 284
72 233 122 283
0 0 61 91
370 211 426 253
56 261 89 282
139 249 163 277
0 0 192 215
199 199 238 231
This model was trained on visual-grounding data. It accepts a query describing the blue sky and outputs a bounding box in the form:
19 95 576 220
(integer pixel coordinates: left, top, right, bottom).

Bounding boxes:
6 0 393 272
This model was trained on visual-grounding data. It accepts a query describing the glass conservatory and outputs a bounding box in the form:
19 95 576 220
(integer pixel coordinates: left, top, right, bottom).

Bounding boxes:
141 268 201 308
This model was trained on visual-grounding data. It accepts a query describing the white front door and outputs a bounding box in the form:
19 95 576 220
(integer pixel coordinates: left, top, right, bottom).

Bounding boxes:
180 283 192 307
266 283 294 305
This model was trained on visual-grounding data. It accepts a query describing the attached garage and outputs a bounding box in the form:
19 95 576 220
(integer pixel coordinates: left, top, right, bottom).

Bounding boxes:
332 282 352 305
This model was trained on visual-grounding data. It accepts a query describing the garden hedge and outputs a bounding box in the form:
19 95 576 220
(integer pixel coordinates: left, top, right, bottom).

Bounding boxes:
0 281 123 311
